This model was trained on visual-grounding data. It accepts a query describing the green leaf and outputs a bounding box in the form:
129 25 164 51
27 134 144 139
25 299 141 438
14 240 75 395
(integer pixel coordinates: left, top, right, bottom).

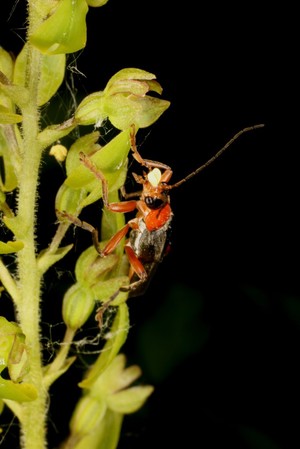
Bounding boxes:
0 190 5 204
0 126 18 192
0 378 38 402
0 105 22 124
14 44 66 106
30 0 88 54
0 73 29 109
0 49 14 84
38 118 77 149
0 317 33 396
2 215 22 237
37 244 73 275
0 317 22 371
0 48 14 110
0 240 24 254
43 356 76 388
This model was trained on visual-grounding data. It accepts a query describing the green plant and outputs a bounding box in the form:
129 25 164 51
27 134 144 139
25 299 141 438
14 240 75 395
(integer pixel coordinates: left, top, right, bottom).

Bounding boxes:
0 1 170 448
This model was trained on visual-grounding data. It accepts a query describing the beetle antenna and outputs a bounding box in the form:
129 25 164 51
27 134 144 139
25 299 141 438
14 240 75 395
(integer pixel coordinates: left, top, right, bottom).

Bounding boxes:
168 123 265 189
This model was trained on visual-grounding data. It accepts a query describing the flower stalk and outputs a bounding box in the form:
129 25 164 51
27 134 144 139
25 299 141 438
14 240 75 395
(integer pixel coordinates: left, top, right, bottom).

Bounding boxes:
0 2 170 448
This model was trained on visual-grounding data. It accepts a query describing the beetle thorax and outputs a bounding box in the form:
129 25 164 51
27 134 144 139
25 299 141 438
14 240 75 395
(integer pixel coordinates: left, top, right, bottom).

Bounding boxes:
141 168 170 210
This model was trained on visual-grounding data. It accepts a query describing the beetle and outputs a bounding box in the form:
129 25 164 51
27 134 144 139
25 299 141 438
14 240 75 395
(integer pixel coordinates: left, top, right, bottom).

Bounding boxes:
59 123 264 300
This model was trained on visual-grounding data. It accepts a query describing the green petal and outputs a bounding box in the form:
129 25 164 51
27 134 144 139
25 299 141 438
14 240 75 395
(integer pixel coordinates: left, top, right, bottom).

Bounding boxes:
90 354 142 395
55 183 87 216
70 395 107 437
86 0 109 6
30 0 88 55
65 131 101 176
105 68 157 91
105 93 170 130
65 128 131 189
107 385 154 414
75 248 119 286
70 409 123 449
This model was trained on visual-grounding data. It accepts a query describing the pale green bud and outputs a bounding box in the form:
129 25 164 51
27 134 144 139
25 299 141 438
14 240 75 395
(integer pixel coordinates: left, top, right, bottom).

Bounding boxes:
74 92 105 126
62 283 95 330
69 395 107 437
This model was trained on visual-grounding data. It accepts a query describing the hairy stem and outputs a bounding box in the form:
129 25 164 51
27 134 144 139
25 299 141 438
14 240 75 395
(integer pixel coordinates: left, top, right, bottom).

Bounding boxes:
14 32 47 449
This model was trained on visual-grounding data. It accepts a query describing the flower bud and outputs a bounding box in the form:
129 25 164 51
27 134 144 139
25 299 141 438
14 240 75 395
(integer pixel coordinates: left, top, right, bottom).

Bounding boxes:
55 183 85 216
62 283 94 330
75 247 118 286
69 395 107 438
74 92 105 127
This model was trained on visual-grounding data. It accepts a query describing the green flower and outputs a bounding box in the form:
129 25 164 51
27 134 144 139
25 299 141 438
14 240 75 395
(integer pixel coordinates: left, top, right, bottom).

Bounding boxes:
0 317 37 402
75 68 170 130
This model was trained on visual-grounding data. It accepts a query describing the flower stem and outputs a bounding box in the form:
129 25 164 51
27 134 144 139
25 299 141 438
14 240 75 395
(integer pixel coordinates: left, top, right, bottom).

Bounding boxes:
14 40 47 449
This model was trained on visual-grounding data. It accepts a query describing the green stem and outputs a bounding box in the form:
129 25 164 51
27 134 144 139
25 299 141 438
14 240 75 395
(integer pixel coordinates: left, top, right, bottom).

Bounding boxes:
0 258 20 304
49 327 75 371
14 39 47 449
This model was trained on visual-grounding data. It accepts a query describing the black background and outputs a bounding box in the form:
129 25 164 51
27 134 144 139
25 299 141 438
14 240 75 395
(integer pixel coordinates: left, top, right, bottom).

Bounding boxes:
1 1 298 448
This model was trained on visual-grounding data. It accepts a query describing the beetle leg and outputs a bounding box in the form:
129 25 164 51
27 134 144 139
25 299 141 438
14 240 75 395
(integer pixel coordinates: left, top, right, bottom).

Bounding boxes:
106 200 137 213
79 151 139 213
129 124 171 171
124 244 147 280
100 223 131 256
56 210 102 253
120 277 146 294
57 210 132 257
95 288 120 328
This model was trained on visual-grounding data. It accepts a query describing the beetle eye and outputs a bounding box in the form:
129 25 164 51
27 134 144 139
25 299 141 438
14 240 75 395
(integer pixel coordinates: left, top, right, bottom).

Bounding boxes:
145 196 164 209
